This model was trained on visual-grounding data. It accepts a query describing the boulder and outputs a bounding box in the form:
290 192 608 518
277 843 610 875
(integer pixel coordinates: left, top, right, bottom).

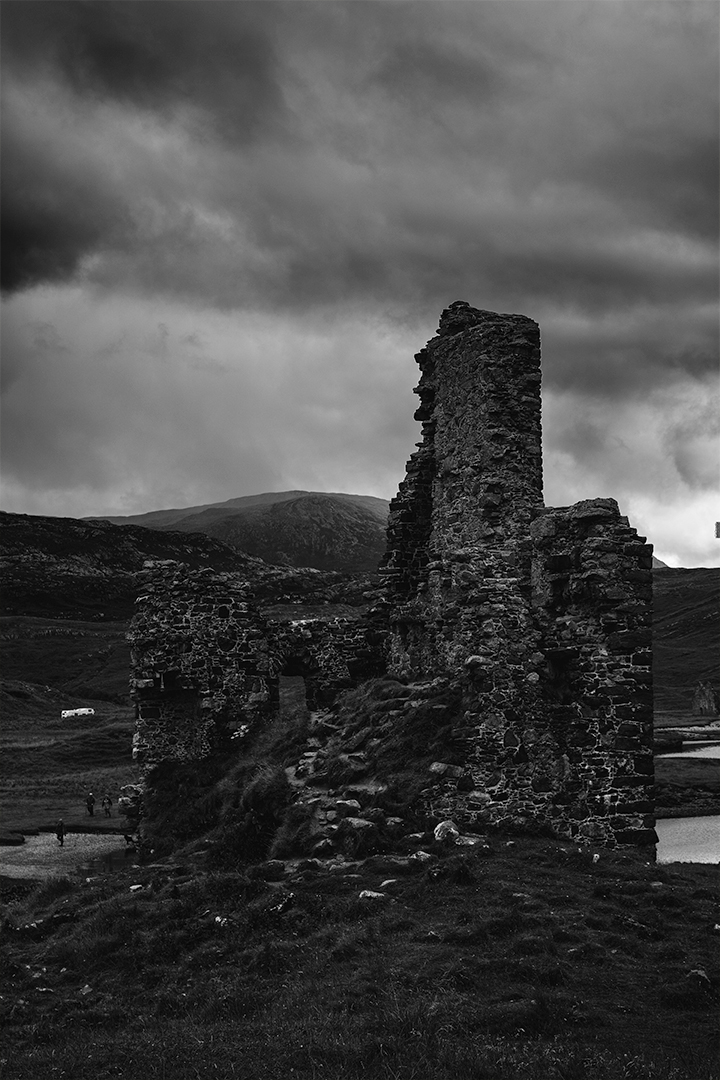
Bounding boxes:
311 838 335 858
343 817 375 831
410 850 435 864
434 820 460 843
456 835 490 850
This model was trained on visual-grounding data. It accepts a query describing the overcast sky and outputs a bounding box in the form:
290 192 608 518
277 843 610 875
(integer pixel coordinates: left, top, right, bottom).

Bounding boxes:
1 1 718 567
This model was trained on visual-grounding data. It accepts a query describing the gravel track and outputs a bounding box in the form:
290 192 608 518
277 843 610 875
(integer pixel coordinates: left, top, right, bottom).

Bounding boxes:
0 832 132 880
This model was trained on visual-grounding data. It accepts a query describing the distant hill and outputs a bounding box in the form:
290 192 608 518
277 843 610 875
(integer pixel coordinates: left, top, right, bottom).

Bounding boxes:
0 510 376 623
92 491 390 573
0 511 256 621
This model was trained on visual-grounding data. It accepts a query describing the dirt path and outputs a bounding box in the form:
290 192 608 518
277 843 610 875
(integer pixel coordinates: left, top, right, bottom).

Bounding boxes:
0 832 133 880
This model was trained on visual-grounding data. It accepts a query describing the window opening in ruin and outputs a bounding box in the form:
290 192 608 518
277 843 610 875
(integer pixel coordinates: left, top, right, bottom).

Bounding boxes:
217 606 230 619
161 669 182 690
545 648 579 704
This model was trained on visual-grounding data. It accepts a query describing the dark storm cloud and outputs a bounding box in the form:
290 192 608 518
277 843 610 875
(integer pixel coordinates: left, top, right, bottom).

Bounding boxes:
0 112 132 293
373 39 499 109
543 315 719 398
2 0 717 322
576 131 720 241
1 0 285 142
0 0 286 293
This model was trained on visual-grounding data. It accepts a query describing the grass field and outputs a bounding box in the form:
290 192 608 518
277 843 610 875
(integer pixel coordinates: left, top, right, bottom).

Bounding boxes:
653 568 720 712
1 831 718 1080
0 616 137 835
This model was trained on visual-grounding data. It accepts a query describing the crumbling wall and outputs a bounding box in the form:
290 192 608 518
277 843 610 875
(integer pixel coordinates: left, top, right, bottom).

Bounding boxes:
265 617 386 712
380 302 655 847
128 563 386 767
528 502 654 843
128 563 272 764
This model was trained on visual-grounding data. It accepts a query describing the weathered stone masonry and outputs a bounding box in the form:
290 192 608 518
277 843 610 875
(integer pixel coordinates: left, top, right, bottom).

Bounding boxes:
128 302 654 848
128 562 385 766
380 302 654 846
128 565 268 765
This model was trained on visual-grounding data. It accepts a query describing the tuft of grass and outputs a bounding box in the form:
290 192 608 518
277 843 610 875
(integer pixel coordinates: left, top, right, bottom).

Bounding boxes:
269 802 319 859
25 875 76 909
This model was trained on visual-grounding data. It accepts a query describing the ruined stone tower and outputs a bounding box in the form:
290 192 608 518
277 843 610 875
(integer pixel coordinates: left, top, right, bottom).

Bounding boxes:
128 301 655 848
381 303 544 677
381 302 655 846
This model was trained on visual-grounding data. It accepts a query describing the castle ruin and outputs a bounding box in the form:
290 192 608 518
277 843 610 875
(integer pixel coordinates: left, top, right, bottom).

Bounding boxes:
128 302 655 847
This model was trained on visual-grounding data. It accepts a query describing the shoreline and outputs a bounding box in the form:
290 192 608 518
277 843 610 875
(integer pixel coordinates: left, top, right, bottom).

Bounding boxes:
0 831 137 882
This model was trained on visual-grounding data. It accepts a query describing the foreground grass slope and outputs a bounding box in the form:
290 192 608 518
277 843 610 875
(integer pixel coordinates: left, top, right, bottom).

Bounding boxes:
1 834 718 1080
2 680 718 1080
1 520 718 1078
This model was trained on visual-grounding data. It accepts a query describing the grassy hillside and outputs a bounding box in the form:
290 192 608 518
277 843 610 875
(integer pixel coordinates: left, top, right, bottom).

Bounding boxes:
1 826 717 1079
93 491 390 572
653 568 720 712
0 616 130 703
0 511 255 621
160 494 387 572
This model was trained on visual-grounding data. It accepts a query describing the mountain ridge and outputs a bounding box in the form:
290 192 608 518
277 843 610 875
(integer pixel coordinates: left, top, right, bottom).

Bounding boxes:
88 491 390 573
89 490 390 528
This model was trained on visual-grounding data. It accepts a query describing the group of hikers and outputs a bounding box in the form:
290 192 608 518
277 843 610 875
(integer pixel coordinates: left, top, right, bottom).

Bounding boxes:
54 792 114 846
85 791 112 818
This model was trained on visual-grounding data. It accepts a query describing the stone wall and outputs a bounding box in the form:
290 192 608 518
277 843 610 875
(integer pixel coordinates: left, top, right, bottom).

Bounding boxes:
380 302 655 847
128 562 385 767
128 563 271 765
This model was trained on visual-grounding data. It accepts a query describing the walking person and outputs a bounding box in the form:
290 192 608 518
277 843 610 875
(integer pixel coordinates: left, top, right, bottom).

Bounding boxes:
56 819 65 847
101 794 112 818
86 792 95 817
